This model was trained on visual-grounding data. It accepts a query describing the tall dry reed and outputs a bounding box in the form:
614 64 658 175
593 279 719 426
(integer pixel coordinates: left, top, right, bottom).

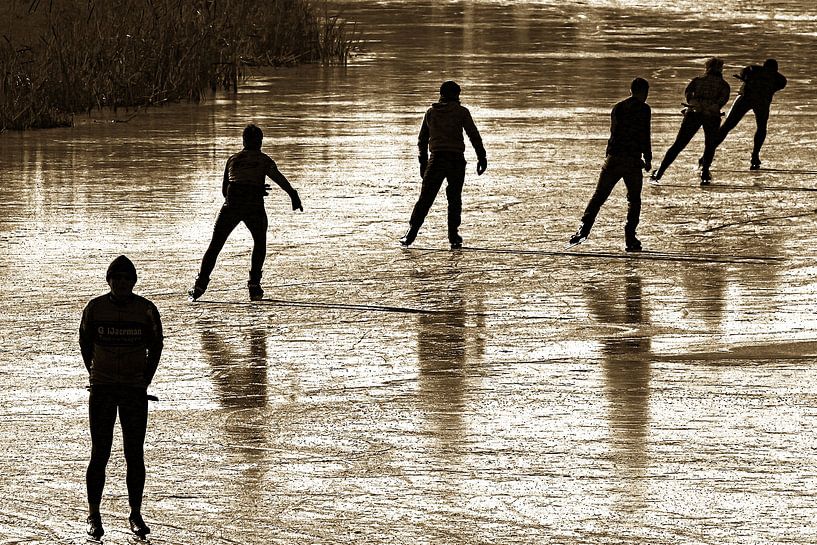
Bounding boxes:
0 0 357 130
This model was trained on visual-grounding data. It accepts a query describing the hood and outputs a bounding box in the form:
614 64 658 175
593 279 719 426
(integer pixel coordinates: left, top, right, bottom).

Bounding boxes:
106 255 137 282
431 100 460 110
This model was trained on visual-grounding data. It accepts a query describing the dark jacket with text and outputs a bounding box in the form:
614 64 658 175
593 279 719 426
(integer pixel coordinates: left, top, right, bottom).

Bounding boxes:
80 293 163 388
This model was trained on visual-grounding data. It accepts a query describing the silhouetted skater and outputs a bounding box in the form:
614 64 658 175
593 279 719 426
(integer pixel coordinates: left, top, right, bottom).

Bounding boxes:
650 57 730 185
568 77 652 252
79 256 163 540
716 58 787 170
189 124 302 302
400 80 487 249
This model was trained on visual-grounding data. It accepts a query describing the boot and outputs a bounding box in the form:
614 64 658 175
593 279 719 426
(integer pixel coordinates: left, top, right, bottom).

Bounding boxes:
625 234 642 252
86 514 104 540
399 226 419 247
187 277 209 301
568 224 589 246
449 231 463 250
128 513 150 539
248 281 264 301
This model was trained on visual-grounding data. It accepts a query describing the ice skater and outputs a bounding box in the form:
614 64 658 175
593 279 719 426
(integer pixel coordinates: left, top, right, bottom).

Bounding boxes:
568 77 652 252
399 80 487 249
650 57 731 185
189 124 302 301
714 58 787 170
79 256 164 540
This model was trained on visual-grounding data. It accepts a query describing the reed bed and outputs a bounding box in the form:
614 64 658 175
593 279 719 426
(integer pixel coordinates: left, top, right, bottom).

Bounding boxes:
0 0 357 130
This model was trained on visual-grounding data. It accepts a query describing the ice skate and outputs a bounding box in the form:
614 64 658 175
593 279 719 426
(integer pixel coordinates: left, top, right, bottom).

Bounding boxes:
128 513 150 540
399 227 418 247
625 235 642 252
86 514 104 541
648 170 661 185
700 168 712 186
187 277 209 302
449 232 463 250
248 282 264 301
750 156 761 170
187 284 206 302
565 228 588 249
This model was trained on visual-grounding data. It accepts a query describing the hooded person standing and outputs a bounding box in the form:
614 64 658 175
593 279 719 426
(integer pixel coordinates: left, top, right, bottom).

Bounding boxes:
715 58 787 170
650 57 731 185
79 256 163 540
399 80 487 249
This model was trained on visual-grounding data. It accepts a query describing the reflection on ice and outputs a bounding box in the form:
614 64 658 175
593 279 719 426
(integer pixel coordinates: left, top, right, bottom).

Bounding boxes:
1 0 817 543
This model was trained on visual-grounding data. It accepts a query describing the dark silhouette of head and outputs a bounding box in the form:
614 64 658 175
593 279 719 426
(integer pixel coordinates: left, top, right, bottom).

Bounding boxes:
705 57 724 74
106 255 137 283
439 80 461 102
763 58 778 72
630 77 649 101
106 255 137 298
243 124 263 150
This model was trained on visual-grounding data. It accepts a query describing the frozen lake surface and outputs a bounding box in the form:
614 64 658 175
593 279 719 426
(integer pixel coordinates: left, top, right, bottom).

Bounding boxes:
1 0 816 543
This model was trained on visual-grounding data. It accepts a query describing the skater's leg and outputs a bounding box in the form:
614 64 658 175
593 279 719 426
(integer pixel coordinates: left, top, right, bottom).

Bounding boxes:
717 95 752 145
119 388 149 517
242 207 269 284
197 205 242 285
622 161 644 242
752 103 771 166
654 114 701 179
444 158 466 245
86 388 117 514
408 157 447 232
578 158 621 235
700 114 721 176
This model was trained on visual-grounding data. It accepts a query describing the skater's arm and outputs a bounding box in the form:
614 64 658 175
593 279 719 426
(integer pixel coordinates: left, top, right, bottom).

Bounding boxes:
79 304 94 373
642 105 652 170
221 162 230 198
144 303 163 386
463 109 486 160
417 114 430 160
683 78 697 104
267 164 303 211
462 109 487 175
267 164 295 194
739 65 757 82
775 72 787 91
718 81 731 109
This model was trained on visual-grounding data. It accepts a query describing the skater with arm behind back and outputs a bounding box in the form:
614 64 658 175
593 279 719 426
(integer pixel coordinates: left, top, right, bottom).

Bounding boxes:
80 256 163 540
567 77 652 252
188 124 302 302
718 58 787 170
399 80 487 249
650 57 730 185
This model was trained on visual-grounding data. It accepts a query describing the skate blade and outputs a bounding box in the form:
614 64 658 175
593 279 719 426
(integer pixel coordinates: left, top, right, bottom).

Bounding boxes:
564 237 587 250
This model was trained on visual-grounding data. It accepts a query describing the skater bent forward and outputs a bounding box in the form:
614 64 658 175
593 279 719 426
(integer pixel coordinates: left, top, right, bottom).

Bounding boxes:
189 124 302 302
651 57 730 185
400 80 487 249
80 255 163 540
568 77 652 252
716 58 787 170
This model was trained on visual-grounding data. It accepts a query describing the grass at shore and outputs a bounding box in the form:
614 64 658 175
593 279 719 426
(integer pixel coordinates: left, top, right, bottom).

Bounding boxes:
0 0 356 130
